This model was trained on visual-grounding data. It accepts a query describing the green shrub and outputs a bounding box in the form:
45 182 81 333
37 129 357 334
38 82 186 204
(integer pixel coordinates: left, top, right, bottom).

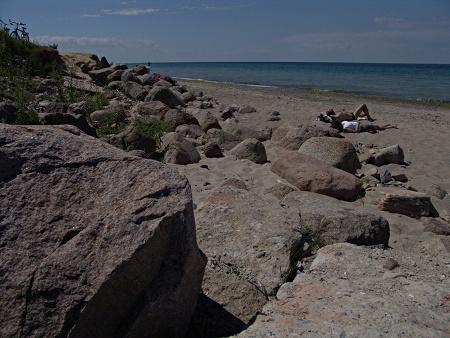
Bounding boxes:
133 118 171 146
94 110 128 136
0 31 61 77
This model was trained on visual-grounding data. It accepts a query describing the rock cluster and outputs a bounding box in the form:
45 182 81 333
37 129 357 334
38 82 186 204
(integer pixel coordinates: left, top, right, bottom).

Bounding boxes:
1 52 449 337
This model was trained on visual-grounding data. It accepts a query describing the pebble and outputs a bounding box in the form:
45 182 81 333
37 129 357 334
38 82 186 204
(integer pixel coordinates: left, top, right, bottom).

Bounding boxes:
382 257 399 270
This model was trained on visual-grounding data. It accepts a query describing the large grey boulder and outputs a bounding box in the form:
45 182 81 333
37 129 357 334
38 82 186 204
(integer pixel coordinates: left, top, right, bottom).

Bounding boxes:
145 87 186 108
88 68 114 84
192 185 302 336
175 124 206 140
68 101 94 116
161 132 201 165
368 144 405 166
134 64 148 75
271 151 362 201
206 128 243 151
298 136 361 174
154 79 173 89
222 122 271 142
38 101 68 114
238 243 450 337
0 124 206 338
191 110 221 132
164 109 199 130
108 121 158 154
203 141 223 158
365 187 431 218
39 112 97 137
0 100 18 123
90 109 116 123
238 105 256 114
229 138 267 164
130 101 168 119
283 191 390 246
106 69 125 82
422 217 450 236
121 69 142 84
182 91 196 103
272 122 341 150
139 73 158 86
122 81 149 101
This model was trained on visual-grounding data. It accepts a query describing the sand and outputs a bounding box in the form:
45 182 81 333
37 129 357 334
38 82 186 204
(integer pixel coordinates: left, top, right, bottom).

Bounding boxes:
171 79 450 255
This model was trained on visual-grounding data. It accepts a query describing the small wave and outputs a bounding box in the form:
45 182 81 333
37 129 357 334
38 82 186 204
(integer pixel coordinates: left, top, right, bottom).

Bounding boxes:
174 77 276 88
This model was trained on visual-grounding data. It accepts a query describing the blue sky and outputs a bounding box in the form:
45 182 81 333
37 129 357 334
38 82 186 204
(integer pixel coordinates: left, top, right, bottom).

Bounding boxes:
1 0 450 64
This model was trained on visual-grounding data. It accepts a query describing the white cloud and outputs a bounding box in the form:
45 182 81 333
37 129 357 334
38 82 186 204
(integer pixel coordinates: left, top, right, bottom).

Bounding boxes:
282 26 450 51
201 5 242 11
102 8 158 16
35 36 122 46
280 25 450 63
80 14 100 19
373 17 404 24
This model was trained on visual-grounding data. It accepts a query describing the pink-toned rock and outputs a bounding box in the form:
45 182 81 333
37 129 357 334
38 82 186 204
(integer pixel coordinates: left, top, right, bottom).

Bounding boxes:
0 124 206 338
271 151 362 201
382 257 399 270
298 136 361 174
283 191 390 246
238 243 450 337
365 187 431 218
229 138 267 164
192 185 302 335
271 122 341 150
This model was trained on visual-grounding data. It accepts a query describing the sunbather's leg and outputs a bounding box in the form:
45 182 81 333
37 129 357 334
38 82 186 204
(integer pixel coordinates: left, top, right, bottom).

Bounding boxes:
354 104 374 121
374 124 398 130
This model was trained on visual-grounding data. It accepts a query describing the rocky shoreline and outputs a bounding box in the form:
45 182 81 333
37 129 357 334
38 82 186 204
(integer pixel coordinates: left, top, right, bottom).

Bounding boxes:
1 52 449 337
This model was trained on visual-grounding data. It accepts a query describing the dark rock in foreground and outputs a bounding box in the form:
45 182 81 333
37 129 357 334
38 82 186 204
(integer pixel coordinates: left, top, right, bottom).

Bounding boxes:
0 124 206 338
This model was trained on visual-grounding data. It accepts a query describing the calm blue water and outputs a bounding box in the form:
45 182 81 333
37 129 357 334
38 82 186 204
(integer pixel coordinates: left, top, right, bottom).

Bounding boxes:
126 62 450 102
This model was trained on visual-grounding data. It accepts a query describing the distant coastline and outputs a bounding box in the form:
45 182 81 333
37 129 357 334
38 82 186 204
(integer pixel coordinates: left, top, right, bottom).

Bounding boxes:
125 62 450 102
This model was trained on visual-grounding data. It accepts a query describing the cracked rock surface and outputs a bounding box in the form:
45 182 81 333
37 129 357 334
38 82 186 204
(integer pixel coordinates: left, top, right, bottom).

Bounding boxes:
0 124 206 337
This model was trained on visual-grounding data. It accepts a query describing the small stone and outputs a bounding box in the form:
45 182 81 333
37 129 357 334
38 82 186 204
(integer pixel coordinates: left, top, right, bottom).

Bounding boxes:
380 169 392 184
382 257 399 270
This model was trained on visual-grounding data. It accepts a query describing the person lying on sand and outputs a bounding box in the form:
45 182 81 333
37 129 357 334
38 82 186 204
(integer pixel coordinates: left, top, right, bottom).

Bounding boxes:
341 120 398 133
325 104 375 122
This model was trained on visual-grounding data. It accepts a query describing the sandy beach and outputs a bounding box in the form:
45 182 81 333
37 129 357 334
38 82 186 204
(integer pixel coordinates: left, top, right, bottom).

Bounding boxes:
172 79 450 254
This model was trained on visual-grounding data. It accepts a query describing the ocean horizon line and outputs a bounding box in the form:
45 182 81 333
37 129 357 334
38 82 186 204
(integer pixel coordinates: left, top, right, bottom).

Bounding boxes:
123 62 450 102
125 61 450 66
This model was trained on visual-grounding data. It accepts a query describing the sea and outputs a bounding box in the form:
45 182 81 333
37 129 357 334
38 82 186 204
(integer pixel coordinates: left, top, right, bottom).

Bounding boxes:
125 62 450 102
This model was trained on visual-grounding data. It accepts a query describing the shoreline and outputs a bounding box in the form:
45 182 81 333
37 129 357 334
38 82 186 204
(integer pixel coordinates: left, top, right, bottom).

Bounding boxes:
176 78 450 194
175 78 450 108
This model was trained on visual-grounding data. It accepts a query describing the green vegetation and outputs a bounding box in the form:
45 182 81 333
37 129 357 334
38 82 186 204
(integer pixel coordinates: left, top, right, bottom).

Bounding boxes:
0 31 60 77
133 118 172 145
0 31 110 125
94 110 128 136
